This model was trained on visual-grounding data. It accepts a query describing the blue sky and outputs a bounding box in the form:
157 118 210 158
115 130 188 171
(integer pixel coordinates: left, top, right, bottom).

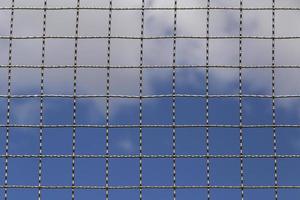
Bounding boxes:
1 0 300 199
1 71 300 199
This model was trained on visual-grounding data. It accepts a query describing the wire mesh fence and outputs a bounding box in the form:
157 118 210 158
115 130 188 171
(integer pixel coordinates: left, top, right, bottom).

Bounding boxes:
0 0 300 199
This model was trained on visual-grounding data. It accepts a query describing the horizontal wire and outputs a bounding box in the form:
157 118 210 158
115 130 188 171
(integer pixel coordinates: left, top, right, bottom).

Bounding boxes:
1 64 300 69
1 185 300 190
1 154 300 159
0 124 300 128
0 35 299 40
0 6 299 11
1 35 300 40
0 94 300 99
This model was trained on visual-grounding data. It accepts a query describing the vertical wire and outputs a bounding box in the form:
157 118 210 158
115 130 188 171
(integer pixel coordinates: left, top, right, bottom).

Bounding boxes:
172 0 177 200
238 1 244 200
106 1 113 200
139 1 145 200
72 0 80 199
272 0 278 199
4 0 15 199
38 0 47 199
205 0 211 199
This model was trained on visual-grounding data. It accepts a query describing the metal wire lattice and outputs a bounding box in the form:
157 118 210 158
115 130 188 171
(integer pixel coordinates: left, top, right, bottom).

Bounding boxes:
1 0 300 199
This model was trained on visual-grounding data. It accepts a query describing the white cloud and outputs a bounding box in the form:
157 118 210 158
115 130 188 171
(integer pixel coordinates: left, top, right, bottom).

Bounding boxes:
0 0 300 120
117 138 136 153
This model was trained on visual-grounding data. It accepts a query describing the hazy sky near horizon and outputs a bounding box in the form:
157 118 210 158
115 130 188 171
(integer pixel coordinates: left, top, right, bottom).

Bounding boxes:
1 0 300 199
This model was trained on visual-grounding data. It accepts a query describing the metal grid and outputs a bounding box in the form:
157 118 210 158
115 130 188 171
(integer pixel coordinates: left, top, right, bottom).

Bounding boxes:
0 0 300 199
